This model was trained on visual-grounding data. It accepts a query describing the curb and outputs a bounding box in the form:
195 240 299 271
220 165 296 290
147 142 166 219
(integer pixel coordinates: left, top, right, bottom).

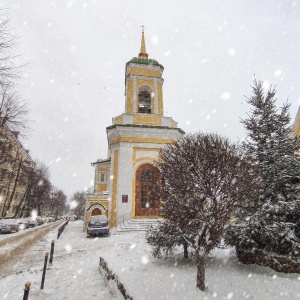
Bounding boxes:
99 256 133 300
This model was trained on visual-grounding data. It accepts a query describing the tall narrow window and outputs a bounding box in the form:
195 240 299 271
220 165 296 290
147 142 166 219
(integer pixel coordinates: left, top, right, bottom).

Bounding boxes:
138 91 151 113
100 173 105 182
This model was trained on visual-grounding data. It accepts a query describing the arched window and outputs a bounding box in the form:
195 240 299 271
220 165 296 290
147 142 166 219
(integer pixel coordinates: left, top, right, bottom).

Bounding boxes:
138 90 151 113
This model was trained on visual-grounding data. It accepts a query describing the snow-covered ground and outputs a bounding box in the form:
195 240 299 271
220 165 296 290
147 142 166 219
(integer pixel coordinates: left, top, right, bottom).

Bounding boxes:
0 220 299 299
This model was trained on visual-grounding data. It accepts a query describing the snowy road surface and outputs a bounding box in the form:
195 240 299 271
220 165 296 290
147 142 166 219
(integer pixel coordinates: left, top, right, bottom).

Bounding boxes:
0 221 64 278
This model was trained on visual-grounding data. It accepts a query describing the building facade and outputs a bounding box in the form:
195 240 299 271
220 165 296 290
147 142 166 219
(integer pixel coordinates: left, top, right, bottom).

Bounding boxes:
0 125 33 218
84 31 184 230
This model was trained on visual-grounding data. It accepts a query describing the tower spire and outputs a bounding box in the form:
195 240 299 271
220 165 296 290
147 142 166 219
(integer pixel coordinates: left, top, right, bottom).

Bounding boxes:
138 25 148 58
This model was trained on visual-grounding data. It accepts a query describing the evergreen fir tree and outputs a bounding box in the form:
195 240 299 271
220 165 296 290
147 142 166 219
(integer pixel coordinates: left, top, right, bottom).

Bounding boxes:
225 80 300 257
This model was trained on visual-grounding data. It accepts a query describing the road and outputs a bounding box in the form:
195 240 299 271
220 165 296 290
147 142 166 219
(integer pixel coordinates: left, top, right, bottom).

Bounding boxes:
0 221 64 278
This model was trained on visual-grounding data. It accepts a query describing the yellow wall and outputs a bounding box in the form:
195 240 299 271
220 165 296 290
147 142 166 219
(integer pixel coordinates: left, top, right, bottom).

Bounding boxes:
157 82 163 115
127 67 161 77
171 119 178 128
110 136 174 145
132 147 160 165
126 80 134 114
96 184 107 192
133 114 162 126
113 115 123 125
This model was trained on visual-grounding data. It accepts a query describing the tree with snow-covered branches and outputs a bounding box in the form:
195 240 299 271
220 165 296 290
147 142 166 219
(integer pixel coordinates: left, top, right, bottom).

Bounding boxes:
146 132 259 291
225 80 300 263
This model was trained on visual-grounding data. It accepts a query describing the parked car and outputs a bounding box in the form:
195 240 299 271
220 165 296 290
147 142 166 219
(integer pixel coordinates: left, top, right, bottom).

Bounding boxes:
0 219 20 234
17 218 30 230
26 217 37 227
87 215 110 237
69 216 75 221
48 216 55 222
36 216 44 225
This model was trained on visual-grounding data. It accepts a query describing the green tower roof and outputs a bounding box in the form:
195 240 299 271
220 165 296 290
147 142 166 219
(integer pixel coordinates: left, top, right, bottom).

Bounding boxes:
126 57 164 69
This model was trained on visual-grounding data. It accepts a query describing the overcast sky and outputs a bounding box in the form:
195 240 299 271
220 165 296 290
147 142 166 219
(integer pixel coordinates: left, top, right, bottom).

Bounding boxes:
1 1 299 197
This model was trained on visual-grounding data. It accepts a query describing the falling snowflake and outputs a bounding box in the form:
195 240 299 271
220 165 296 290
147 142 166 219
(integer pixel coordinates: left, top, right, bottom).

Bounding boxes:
129 244 136 250
274 69 282 77
151 36 159 45
64 244 72 253
222 92 231 100
228 48 236 56
141 255 149 265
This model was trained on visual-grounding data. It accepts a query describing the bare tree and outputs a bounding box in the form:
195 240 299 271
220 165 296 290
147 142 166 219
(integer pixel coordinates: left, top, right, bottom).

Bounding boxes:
70 191 86 218
27 162 51 217
1 147 32 218
48 189 68 217
0 128 13 168
147 133 260 291
0 10 29 145
0 10 21 87
0 84 29 135
14 160 50 217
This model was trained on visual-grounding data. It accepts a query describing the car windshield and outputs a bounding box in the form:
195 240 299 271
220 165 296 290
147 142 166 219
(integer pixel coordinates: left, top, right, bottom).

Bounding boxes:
90 216 107 223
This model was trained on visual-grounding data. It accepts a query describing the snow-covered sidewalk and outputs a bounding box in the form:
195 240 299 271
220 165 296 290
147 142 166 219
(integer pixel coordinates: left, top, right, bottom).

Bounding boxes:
99 229 300 300
0 220 116 300
0 220 299 299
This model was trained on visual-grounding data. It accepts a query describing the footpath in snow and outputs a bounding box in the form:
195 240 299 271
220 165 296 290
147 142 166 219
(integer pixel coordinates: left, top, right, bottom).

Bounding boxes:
0 220 299 299
0 220 116 300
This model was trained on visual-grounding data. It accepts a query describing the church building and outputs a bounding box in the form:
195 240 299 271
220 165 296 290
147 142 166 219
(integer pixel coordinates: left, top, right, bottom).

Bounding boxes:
293 106 300 137
293 106 300 155
84 30 184 230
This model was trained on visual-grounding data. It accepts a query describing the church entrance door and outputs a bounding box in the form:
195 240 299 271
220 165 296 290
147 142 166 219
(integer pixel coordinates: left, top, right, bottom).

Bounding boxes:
135 164 160 217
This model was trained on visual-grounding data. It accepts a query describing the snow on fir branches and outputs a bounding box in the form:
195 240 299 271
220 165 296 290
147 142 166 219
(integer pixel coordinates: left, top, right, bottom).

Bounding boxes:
225 79 300 264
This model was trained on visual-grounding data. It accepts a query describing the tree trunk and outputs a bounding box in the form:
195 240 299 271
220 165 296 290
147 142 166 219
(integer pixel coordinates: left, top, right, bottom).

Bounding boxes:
196 251 206 291
4 157 23 218
13 188 28 218
1 155 18 218
183 242 188 258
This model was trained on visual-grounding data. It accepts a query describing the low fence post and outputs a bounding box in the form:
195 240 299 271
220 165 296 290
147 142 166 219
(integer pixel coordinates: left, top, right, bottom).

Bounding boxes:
23 282 31 300
40 252 49 289
57 220 69 239
49 240 55 265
